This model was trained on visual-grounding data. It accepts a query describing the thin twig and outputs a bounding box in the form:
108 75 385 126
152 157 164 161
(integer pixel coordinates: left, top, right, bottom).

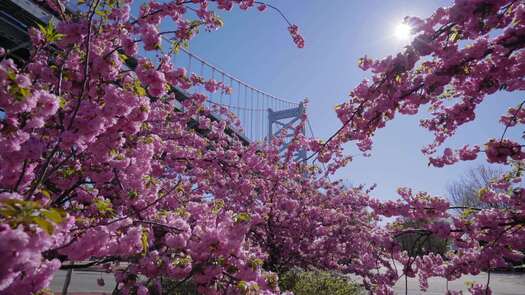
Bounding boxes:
13 160 28 193
500 99 525 142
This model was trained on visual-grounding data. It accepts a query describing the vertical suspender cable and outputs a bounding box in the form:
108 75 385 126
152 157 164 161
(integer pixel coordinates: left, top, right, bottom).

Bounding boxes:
255 91 259 141
228 78 233 109
257 92 261 141
250 89 254 140
199 61 205 107
237 81 241 132
220 73 225 106
264 94 268 141
188 54 193 93
244 85 248 137
211 68 215 105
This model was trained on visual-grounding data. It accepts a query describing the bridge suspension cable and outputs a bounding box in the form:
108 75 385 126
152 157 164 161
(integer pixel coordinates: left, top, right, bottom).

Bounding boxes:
173 47 299 143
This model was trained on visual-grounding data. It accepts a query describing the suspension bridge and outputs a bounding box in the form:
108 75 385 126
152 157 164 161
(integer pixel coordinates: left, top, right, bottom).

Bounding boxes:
0 0 314 161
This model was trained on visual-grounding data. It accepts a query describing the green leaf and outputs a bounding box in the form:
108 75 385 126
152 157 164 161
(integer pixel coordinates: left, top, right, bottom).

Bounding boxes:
107 0 118 8
143 136 154 144
61 166 76 178
58 96 67 109
190 20 202 28
37 22 63 42
173 256 191 267
42 208 64 223
18 87 30 98
237 281 248 291
226 265 239 274
118 52 128 62
9 85 31 101
171 41 180 53
40 189 52 199
52 34 65 42
477 187 488 201
234 212 251 223
213 256 225 266
212 199 224 214
95 9 110 17
128 191 139 199
36 23 47 35
143 175 158 188
449 30 461 42
0 207 18 218
394 73 403 83
33 216 54 234
461 208 474 218
133 80 146 96
248 258 263 270
94 199 113 214
141 230 149 255
174 207 189 217
6 70 17 81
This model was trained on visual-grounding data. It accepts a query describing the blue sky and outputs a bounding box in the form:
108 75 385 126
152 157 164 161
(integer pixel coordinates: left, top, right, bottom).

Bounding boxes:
183 0 523 201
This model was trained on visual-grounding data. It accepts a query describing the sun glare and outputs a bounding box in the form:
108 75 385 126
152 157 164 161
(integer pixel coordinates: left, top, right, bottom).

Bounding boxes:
394 23 412 41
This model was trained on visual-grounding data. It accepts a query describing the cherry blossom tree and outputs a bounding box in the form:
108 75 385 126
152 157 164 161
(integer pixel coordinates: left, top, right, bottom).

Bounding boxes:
0 0 524 295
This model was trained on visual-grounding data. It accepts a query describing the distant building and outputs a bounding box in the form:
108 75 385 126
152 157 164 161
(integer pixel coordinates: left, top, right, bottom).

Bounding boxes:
0 0 59 62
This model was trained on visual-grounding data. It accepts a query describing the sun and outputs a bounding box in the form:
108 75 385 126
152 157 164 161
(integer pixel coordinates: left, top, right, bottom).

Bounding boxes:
394 23 412 41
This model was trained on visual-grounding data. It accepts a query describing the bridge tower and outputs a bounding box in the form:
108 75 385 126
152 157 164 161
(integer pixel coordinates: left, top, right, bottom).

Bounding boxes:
268 102 307 162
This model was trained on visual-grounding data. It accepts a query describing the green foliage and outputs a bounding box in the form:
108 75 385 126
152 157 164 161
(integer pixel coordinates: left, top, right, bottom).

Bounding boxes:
211 199 224 214
6 70 31 100
136 270 363 295
279 270 363 295
36 22 64 43
141 230 149 255
233 212 251 223
133 80 147 96
247 257 264 270
237 280 260 294
94 199 114 215
0 199 65 234
171 39 189 54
